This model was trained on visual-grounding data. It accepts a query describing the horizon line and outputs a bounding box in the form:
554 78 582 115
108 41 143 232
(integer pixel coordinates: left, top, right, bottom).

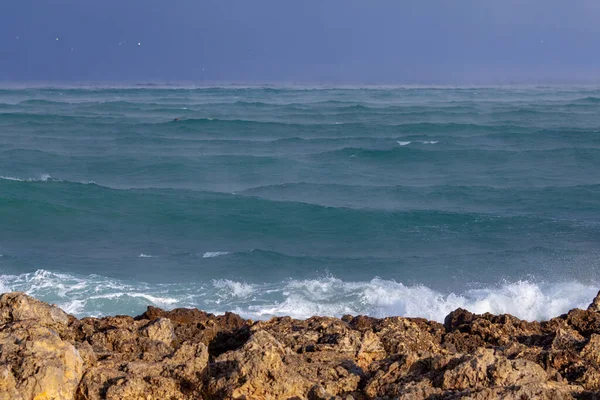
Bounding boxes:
1 80 600 90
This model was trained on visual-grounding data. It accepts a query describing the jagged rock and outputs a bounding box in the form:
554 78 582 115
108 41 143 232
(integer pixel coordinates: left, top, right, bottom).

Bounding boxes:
442 331 486 353
374 316 444 356
0 292 70 335
76 341 209 399
441 348 548 390
356 330 386 368
587 290 600 312
566 308 600 337
136 306 249 356
249 316 366 396
363 353 426 398
1 292 600 399
445 309 543 348
581 334 600 364
207 330 313 399
0 320 83 400
467 382 580 400
140 317 175 346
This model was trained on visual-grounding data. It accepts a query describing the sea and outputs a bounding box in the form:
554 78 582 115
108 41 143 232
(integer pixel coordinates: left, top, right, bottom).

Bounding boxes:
0 85 599 322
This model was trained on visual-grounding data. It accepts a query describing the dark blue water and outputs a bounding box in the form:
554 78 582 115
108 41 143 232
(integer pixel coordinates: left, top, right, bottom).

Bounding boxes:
1 85 599 321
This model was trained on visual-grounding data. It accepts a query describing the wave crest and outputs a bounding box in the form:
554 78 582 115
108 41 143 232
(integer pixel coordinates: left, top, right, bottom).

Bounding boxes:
202 251 230 258
0 269 596 322
0 174 52 182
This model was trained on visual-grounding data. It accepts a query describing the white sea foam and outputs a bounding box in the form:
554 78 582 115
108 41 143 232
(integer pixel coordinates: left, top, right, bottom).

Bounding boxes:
212 279 255 298
202 251 230 258
88 292 179 307
58 299 86 315
138 253 155 258
0 174 51 182
241 277 596 322
0 269 597 322
0 176 22 181
396 140 438 146
0 174 96 184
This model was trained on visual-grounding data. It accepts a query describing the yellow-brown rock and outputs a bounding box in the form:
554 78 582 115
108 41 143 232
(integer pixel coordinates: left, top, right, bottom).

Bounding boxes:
2 292 600 399
0 320 83 400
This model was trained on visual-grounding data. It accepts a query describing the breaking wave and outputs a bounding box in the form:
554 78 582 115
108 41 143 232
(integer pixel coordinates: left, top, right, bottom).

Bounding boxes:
0 269 595 322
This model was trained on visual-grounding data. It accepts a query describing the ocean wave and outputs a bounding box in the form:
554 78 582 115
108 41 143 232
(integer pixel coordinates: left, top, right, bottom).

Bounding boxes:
0 269 184 317
212 279 255 298
0 174 96 185
2 177 595 242
162 118 526 132
138 253 155 258
238 182 600 215
243 277 596 322
202 251 230 258
0 269 596 322
0 174 52 182
315 145 600 163
0 112 117 124
397 140 438 146
572 96 600 103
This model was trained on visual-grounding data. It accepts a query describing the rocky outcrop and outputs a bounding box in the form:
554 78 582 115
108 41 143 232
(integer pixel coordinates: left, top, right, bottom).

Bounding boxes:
3 291 600 399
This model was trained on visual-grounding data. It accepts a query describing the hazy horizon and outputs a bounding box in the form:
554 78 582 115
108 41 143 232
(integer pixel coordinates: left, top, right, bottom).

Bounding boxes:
1 0 599 84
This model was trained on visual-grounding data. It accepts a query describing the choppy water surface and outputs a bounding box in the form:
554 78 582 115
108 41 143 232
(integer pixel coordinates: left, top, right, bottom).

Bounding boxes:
1 85 599 321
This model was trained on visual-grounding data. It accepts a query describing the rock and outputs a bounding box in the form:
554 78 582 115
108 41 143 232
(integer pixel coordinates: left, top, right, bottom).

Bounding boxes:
75 340 97 369
567 308 600 337
444 308 477 332
76 341 209 399
581 334 600 364
442 330 486 353
0 292 70 335
552 328 585 352
249 316 365 396
356 330 386 369
207 330 313 399
587 290 600 312
0 292 600 399
363 353 426 398
103 376 184 400
467 382 580 400
75 367 123 400
140 317 175 346
0 320 83 400
374 316 444 356
442 348 548 390
136 306 249 356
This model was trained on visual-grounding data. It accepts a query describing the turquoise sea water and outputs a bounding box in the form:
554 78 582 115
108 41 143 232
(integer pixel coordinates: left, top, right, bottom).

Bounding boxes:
0 85 599 321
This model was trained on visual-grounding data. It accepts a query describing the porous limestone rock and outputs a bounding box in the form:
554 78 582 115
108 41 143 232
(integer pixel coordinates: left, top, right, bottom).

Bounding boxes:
0 320 83 400
1 292 600 399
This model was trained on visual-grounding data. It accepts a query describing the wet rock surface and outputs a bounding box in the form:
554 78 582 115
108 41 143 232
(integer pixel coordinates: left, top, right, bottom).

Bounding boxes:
2 291 600 399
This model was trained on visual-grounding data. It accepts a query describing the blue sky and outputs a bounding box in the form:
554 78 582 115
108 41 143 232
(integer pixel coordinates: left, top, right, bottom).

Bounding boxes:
1 0 599 83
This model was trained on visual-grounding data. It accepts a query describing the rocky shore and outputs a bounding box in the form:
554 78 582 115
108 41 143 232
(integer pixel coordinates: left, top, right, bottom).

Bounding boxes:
2 293 600 399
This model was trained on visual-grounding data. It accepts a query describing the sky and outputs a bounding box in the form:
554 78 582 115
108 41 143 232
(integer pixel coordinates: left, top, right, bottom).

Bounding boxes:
0 0 599 84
